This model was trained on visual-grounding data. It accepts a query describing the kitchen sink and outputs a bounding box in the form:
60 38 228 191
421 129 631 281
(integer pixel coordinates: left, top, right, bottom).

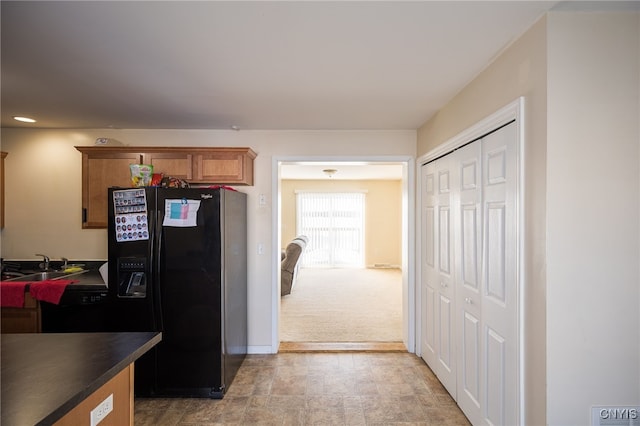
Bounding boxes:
3 270 88 282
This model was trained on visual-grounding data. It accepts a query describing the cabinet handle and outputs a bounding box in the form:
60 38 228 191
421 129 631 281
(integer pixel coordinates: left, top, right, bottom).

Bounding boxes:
440 282 448 288
82 208 87 223
465 297 473 304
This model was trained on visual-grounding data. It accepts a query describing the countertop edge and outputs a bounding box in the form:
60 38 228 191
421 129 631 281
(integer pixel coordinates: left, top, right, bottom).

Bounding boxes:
39 332 162 426
1 332 162 426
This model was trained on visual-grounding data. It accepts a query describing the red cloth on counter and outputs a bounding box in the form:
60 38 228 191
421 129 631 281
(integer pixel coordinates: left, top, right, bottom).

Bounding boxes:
29 280 77 305
0 282 28 307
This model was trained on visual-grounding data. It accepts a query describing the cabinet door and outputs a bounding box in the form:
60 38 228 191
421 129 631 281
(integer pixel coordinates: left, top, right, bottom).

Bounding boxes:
77 147 254 228
82 152 141 228
0 293 41 333
194 152 253 184
144 152 192 181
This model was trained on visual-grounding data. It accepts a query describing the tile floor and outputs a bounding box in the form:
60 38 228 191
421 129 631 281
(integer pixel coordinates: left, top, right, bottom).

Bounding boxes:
134 352 471 425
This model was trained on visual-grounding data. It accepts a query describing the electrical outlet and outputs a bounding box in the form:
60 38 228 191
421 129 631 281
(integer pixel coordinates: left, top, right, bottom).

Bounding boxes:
90 394 113 426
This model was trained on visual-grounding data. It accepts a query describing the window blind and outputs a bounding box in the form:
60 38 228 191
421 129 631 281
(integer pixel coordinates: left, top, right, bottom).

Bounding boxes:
296 192 365 267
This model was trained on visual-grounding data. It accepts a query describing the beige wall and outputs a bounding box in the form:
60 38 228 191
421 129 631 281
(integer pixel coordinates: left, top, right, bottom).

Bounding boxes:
418 16 548 426
546 11 639 425
281 179 402 267
417 9 640 426
0 128 415 352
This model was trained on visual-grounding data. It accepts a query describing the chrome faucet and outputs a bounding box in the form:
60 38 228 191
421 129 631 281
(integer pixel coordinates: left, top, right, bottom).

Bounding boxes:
61 257 69 270
35 253 50 271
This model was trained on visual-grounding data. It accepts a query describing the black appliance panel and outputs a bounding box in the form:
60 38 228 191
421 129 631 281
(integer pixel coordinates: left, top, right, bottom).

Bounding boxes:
117 257 148 298
106 187 247 398
155 189 223 395
40 288 108 332
107 187 159 333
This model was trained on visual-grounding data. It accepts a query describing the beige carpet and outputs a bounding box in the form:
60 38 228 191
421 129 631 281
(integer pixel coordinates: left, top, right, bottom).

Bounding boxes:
280 267 402 342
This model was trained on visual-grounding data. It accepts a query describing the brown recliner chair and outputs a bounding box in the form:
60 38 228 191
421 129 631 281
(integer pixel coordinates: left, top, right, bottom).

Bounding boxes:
281 236 308 296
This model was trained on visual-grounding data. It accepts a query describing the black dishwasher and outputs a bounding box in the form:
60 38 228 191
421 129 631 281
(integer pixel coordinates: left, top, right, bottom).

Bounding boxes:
41 283 109 333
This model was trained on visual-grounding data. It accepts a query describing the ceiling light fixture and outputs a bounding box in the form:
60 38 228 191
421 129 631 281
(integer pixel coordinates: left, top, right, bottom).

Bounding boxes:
13 116 36 123
323 168 338 178
230 125 240 131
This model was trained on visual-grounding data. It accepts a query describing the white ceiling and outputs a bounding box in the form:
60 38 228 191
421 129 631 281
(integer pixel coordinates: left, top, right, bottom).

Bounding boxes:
1 1 560 131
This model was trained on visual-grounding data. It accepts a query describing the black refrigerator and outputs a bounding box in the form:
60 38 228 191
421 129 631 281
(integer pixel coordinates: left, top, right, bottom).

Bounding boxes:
106 186 247 398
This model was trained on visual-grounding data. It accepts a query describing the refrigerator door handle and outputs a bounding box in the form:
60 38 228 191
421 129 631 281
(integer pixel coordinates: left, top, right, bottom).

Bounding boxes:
153 205 164 331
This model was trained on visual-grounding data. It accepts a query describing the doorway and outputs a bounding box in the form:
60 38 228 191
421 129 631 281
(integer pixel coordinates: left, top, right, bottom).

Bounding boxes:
272 157 415 352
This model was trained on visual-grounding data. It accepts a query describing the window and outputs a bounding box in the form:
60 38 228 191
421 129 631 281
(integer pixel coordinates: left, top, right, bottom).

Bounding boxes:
297 192 365 267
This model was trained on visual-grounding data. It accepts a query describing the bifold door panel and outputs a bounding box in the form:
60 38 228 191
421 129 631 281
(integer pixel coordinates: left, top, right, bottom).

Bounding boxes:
421 121 518 425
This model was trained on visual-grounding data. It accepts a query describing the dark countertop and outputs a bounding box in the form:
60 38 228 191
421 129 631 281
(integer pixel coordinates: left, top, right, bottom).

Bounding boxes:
1 332 162 425
60 269 108 291
2 269 107 291
2 261 109 290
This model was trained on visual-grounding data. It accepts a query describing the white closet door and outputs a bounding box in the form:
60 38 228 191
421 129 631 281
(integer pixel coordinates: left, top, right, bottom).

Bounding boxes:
421 155 456 396
453 140 484 425
481 122 518 426
421 161 438 368
421 119 519 426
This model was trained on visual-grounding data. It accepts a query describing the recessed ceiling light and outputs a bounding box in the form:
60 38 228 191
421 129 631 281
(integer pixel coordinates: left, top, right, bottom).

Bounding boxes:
230 125 240 131
13 116 36 123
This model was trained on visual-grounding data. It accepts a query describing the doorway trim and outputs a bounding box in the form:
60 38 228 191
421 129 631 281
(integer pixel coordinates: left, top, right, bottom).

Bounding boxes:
271 155 415 354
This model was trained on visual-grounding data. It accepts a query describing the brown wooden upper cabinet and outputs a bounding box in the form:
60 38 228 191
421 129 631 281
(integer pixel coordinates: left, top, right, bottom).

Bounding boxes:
76 146 256 229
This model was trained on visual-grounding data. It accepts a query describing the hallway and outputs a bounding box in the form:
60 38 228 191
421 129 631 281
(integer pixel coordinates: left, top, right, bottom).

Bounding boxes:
135 351 470 425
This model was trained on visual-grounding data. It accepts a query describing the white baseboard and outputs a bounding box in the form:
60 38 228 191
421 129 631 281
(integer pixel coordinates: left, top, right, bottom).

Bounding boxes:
367 263 401 269
247 345 276 354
